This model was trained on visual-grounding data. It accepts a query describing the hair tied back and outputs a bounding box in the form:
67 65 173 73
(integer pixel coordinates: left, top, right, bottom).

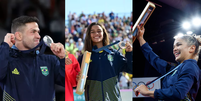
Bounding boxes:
194 35 201 46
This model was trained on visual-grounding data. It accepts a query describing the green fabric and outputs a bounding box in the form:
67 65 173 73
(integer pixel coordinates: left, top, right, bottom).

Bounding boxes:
103 76 121 101
85 76 121 101
85 80 103 101
65 43 78 55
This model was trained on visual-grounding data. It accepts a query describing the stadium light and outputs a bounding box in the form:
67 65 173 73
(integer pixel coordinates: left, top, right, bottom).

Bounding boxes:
192 17 201 27
182 22 191 29
174 33 184 39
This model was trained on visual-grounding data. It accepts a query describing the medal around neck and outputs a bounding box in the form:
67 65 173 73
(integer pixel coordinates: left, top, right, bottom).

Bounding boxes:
43 35 54 47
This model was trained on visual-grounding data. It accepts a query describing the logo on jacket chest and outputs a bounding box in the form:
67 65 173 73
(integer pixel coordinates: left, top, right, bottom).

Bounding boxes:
40 66 49 76
12 68 20 75
107 54 113 61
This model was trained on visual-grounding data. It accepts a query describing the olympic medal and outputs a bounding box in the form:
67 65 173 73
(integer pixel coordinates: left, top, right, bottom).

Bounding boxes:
43 35 54 47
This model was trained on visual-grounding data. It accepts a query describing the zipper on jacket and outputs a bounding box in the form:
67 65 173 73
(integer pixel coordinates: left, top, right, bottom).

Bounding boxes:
32 56 37 101
99 54 105 101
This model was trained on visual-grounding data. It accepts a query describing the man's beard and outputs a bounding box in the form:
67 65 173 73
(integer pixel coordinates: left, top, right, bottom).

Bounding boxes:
23 41 39 50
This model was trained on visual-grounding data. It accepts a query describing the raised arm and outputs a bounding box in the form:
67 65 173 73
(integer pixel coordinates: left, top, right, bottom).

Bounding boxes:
51 43 65 86
136 25 146 46
115 41 133 74
136 26 173 75
0 33 15 80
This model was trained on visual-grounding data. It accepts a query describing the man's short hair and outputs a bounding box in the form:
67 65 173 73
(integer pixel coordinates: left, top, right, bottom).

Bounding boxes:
11 16 39 33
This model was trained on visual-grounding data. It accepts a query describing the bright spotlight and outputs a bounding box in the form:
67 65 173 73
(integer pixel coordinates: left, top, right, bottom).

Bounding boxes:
192 17 201 27
186 31 193 34
182 22 191 29
174 33 184 39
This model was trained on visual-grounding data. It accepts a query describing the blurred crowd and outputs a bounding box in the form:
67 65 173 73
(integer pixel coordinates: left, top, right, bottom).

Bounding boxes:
66 11 133 58
65 11 133 89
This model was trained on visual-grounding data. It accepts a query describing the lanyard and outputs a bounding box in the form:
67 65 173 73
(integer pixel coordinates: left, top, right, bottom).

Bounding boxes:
92 41 120 53
145 63 182 86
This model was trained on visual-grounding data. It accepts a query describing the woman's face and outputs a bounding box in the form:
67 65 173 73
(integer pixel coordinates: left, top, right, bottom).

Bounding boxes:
90 25 104 45
173 38 191 63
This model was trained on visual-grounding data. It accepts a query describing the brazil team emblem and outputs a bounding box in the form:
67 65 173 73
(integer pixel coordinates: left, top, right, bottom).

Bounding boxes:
107 54 113 61
40 66 49 76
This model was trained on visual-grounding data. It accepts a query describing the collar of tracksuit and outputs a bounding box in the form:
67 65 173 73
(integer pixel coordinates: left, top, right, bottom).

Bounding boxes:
11 40 46 56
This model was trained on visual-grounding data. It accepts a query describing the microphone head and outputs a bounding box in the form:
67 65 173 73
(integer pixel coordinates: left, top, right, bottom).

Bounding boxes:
43 35 54 47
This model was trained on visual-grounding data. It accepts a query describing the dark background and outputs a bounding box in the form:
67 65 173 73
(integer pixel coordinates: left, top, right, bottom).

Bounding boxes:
133 0 201 101
0 0 65 101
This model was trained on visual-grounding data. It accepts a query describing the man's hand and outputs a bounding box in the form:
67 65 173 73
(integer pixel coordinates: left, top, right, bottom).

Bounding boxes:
4 33 15 47
50 43 65 59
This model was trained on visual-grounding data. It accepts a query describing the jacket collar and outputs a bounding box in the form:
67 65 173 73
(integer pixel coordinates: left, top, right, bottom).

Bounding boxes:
11 40 47 56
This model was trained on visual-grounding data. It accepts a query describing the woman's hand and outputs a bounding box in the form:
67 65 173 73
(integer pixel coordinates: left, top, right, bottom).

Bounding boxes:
136 25 146 46
76 71 81 82
134 84 155 98
125 41 132 52
136 25 145 40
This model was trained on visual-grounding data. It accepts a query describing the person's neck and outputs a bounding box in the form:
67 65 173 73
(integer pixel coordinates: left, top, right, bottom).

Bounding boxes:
180 55 196 63
15 42 28 51
93 43 103 49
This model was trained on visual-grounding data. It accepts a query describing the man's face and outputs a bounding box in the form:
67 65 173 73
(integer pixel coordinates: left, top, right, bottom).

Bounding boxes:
21 22 41 50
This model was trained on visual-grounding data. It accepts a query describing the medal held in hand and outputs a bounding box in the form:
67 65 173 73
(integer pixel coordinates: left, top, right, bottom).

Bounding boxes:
119 41 127 49
43 35 54 47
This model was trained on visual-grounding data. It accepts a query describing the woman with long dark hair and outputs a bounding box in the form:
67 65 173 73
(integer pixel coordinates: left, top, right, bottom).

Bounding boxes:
78 22 133 101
